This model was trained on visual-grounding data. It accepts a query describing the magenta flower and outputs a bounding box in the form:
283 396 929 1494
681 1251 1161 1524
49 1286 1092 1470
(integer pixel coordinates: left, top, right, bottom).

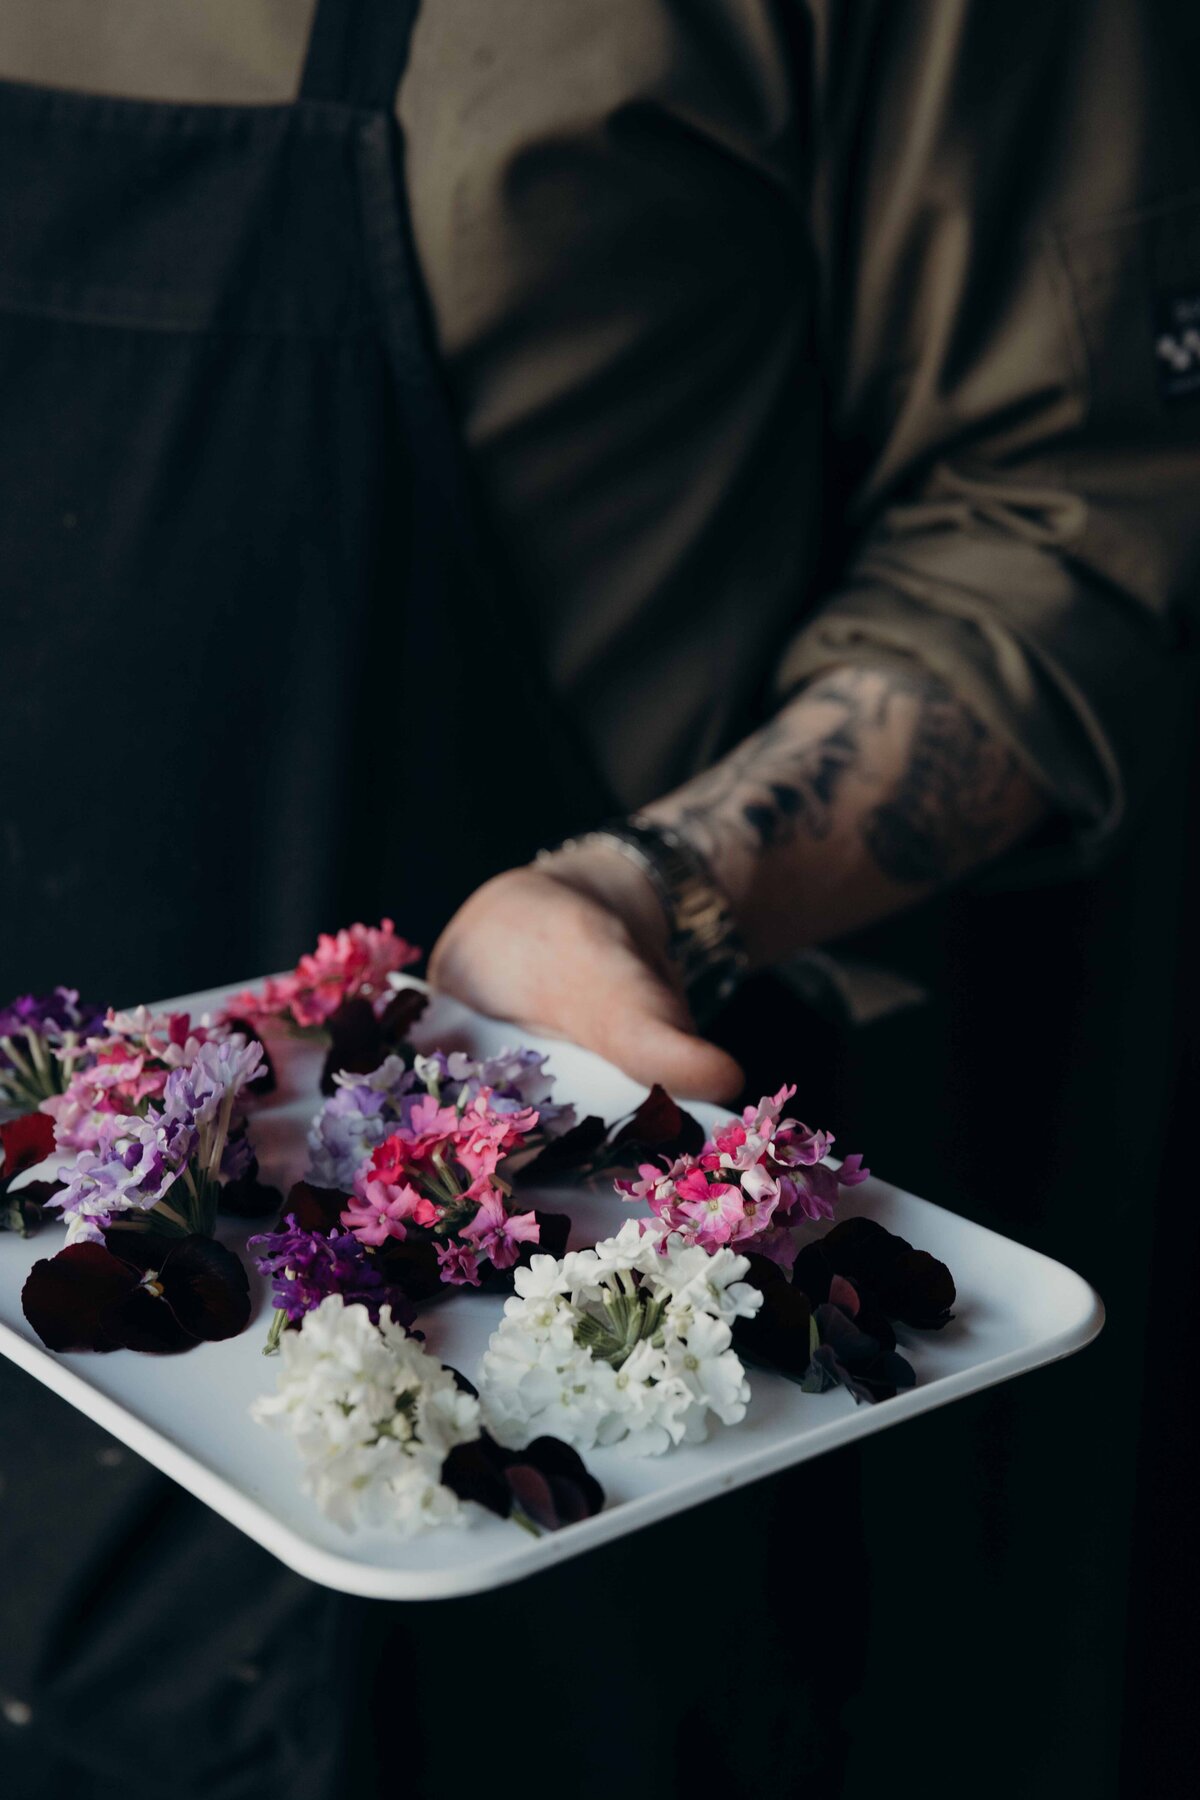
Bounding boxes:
460 1185 539 1270
435 1241 482 1287
619 1087 868 1258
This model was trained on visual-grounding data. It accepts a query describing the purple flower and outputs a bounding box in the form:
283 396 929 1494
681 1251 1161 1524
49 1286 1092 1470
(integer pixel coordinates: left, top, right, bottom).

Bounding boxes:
249 1214 415 1329
0 987 106 1109
0 988 104 1046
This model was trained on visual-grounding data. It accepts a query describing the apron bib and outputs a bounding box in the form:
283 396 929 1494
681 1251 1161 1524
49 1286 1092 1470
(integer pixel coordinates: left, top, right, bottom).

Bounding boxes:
0 0 605 1005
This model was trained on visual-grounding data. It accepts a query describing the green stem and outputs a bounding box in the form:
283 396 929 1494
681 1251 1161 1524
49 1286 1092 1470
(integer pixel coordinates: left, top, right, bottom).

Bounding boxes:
149 1197 192 1235
0 1036 36 1083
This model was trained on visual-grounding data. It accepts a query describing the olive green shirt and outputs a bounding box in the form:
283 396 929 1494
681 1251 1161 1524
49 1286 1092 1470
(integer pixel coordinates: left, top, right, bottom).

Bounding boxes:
3 0 1197 867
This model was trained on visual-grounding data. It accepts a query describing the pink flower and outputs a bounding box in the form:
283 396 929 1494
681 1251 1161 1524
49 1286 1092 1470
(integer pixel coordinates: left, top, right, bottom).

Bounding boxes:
452 1091 538 1182
618 1087 868 1253
836 1153 870 1186
460 1185 540 1270
676 1173 746 1249
42 1011 228 1155
389 1096 462 1172
341 1171 439 1246
615 1156 690 1215
228 919 420 1029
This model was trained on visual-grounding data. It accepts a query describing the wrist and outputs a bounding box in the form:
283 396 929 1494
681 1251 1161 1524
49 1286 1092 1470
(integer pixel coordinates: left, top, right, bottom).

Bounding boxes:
534 840 673 967
537 817 748 1023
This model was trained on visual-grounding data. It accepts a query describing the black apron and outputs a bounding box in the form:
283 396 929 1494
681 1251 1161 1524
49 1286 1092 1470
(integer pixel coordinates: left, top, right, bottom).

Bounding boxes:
0 7 611 1796
0 0 605 1006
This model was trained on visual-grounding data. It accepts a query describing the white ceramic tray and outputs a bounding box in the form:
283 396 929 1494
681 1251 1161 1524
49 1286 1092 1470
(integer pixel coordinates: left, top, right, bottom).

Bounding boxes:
0 978 1104 1600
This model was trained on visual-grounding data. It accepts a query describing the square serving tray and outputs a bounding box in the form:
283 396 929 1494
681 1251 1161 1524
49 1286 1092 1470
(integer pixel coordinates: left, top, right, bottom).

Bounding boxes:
0 978 1103 1600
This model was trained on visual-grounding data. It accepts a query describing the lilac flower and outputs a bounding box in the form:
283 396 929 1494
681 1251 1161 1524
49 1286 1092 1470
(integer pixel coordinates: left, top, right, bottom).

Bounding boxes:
54 1034 268 1244
307 1057 416 1190
220 1132 256 1182
161 1038 264 1131
417 1048 576 1135
249 1215 415 1343
57 1115 181 1245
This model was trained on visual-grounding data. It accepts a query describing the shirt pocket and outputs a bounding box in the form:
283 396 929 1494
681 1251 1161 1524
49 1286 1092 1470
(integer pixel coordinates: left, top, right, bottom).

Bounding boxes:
1049 187 1200 435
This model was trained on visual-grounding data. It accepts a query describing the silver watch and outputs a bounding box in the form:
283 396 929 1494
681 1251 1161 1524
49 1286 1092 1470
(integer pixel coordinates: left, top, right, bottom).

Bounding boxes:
537 813 748 1024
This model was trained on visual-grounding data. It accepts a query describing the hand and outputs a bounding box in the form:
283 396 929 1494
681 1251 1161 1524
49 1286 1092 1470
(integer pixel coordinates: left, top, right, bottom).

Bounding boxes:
427 847 746 1103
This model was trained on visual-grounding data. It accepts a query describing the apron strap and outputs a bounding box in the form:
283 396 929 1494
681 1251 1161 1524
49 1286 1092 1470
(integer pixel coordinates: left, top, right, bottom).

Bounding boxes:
298 0 420 111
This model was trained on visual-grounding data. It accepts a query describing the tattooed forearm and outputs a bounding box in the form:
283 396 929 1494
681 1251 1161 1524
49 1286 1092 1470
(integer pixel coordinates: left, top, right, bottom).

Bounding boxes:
863 679 1025 885
657 673 881 865
642 663 1044 961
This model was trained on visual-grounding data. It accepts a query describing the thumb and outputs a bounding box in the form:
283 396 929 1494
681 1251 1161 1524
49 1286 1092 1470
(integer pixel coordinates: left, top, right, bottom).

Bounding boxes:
581 968 745 1105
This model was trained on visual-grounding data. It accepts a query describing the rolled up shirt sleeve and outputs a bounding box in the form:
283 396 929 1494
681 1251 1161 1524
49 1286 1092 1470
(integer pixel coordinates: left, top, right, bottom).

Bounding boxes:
777 0 1200 873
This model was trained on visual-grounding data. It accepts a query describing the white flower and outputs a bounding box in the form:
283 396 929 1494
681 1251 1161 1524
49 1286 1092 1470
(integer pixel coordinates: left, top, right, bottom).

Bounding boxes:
665 1312 751 1428
653 1235 763 1331
477 1226 757 1458
512 1253 572 1302
251 1297 479 1535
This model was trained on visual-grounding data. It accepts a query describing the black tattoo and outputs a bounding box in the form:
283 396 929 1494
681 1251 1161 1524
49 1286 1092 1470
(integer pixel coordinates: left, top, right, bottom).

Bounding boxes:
662 674 874 864
653 665 1028 892
864 678 1024 885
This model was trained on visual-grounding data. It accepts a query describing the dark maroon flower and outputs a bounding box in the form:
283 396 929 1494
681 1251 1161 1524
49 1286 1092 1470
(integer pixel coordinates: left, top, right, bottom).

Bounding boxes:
22 1233 251 1354
805 1281 917 1405
732 1253 814 1377
377 986 429 1043
1 1110 55 1179
517 1084 703 1183
218 1158 284 1220
284 1179 350 1234
372 1233 444 1303
441 1430 604 1531
792 1215 955 1330
318 989 429 1094
609 1085 705 1161
518 1112 608 1179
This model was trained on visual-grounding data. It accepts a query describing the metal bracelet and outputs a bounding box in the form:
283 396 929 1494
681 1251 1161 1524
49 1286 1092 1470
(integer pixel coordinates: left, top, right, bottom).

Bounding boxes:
536 813 748 1024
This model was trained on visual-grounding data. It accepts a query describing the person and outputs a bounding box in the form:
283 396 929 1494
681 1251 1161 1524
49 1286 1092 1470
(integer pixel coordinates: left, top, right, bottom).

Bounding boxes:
0 3 1196 1797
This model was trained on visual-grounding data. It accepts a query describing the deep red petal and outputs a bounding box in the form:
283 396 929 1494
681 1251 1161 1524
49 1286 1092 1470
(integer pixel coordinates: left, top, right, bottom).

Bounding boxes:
158 1236 251 1342
610 1085 705 1157
0 1110 56 1182
21 1244 139 1352
284 1180 349 1234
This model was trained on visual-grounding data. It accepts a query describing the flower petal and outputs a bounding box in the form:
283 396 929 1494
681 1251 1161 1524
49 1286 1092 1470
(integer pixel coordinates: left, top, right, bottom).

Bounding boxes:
155 1236 251 1342
22 1243 139 1352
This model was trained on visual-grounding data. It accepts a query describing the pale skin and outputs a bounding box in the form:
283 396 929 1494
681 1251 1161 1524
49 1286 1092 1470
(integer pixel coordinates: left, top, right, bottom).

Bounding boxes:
428 662 1047 1102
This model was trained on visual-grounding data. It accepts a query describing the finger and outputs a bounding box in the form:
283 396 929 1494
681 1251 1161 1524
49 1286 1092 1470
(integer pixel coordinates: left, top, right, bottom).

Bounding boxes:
579 971 745 1104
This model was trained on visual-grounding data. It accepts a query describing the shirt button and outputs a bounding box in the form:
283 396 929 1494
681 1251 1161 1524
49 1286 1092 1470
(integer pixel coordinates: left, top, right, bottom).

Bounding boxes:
1 1695 33 1727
